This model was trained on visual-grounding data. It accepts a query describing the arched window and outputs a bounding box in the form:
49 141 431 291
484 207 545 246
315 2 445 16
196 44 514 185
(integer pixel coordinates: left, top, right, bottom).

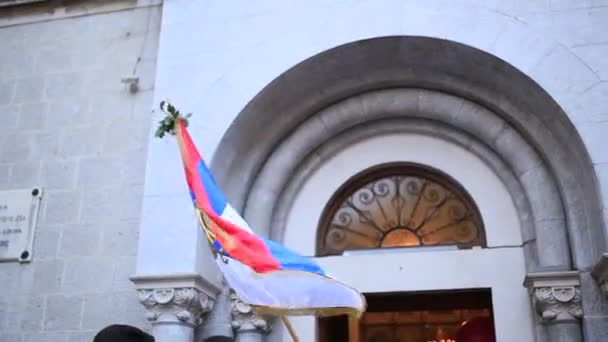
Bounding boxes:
317 163 485 256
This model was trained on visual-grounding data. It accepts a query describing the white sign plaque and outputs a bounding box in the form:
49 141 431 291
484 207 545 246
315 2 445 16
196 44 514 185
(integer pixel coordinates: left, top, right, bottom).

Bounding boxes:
0 187 42 263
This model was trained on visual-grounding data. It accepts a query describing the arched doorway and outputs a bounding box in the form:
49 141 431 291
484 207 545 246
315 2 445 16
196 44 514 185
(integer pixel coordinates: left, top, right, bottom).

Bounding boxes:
280 132 531 341
317 163 494 342
319 290 494 342
210 36 606 341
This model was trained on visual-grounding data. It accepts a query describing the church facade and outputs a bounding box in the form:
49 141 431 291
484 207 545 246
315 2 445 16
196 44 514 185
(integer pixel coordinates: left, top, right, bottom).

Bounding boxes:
1 1 608 341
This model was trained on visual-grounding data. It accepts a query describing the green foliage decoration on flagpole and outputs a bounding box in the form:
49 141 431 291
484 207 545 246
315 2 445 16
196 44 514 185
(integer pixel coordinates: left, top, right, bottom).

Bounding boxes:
155 101 192 139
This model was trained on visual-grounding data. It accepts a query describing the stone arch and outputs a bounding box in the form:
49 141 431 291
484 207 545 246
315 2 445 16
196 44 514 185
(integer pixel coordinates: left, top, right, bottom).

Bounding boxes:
269 116 538 270
248 89 558 270
211 36 604 273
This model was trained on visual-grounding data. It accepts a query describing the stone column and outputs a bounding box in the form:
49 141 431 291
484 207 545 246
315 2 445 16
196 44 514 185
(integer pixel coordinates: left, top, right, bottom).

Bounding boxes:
592 253 608 297
525 272 583 342
132 273 219 342
231 294 270 342
589 254 608 340
202 287 235 342
137 287 214 342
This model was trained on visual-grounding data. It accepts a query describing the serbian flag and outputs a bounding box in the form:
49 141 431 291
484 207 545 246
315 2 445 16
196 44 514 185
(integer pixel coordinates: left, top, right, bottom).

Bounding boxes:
175 120 365 316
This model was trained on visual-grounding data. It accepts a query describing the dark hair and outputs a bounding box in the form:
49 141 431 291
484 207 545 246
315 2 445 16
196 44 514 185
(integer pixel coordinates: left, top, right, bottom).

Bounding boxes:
93 325 155 342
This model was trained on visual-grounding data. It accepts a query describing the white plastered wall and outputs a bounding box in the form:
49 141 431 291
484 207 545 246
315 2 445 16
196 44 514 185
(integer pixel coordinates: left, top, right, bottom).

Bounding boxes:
149 0 608 291
277 134 534 341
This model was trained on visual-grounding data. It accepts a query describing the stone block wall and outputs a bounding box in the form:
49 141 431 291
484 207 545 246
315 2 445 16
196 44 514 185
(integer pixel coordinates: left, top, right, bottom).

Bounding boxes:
0 1 162 341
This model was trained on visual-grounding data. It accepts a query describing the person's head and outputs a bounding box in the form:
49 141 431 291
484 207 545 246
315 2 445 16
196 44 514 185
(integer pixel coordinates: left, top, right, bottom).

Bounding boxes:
93 325 155 342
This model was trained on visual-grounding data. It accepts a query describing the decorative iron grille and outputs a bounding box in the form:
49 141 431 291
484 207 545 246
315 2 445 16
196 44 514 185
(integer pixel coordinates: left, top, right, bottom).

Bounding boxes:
317 164 485 256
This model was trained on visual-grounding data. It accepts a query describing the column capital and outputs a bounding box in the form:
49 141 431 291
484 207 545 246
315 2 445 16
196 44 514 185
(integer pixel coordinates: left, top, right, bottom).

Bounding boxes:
131 272 220 327
592 253 608 297
231 294 270 334
524 271 582 324
137 287 214 326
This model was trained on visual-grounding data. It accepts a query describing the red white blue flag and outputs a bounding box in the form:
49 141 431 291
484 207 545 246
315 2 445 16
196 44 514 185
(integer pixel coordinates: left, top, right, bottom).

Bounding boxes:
175 120 365 316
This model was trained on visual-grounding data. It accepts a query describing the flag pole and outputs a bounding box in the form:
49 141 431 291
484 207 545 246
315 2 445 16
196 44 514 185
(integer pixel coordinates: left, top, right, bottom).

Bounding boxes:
281 316 300 342
157 102 299 342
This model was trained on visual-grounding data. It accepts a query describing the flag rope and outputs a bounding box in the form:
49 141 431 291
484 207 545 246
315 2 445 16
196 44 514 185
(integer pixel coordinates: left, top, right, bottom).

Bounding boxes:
195 208 218 257
196 209 230 263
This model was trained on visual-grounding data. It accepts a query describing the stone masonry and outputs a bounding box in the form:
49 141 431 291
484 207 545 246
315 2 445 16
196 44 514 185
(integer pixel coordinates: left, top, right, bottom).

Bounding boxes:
152 1 608 341
0 1 162 341
2 0 608 341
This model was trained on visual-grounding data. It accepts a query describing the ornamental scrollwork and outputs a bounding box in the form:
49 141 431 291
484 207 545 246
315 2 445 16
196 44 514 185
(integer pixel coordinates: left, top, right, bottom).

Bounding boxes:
230 294 270 333
318 167 484 255
137 287 214 326
532 286 582 323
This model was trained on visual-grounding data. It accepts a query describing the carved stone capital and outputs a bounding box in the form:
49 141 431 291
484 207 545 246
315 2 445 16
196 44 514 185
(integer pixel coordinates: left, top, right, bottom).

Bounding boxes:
592 253 608 297
131 272 220 327
230 294 270 334
137 287 214 326
524 271 582 324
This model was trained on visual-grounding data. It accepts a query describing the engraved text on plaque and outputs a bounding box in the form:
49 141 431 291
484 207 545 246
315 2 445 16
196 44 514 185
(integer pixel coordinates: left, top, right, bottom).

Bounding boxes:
0 188 42 263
